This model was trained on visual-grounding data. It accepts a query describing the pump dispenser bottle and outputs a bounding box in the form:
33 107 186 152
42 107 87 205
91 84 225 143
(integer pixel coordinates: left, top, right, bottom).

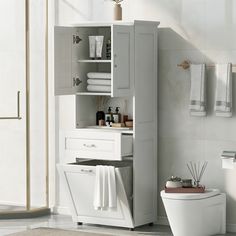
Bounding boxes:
105 107 113 121
113 107 121 123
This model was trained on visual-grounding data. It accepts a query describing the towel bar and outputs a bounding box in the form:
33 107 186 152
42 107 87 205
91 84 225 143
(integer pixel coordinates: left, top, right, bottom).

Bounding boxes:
0 91 22 120
177 60 236 70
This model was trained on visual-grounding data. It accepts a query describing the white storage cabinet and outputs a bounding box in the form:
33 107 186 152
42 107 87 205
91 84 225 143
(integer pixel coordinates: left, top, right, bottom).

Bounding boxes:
55 21 159 229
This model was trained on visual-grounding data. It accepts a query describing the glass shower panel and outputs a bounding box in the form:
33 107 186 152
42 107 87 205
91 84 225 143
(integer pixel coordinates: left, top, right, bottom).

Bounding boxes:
0 0 26 211
29 0 47 209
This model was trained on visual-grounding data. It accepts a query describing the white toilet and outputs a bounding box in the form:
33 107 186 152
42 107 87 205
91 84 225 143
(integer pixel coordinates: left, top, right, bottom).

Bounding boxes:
161 189 226 236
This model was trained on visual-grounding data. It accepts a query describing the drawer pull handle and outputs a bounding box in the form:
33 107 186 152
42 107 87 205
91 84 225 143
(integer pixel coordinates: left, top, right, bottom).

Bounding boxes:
81 169 93 173
83 144 96 148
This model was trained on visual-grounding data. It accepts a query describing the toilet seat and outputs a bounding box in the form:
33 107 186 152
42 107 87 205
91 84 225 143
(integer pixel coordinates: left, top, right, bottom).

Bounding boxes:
161 189 220 200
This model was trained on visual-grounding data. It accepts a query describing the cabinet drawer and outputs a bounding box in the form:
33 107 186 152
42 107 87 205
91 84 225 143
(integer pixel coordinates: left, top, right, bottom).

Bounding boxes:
62 130 133 161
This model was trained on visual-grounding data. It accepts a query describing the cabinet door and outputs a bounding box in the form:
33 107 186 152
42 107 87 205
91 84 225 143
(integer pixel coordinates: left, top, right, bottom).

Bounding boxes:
54 26 80 95
133 22 158 226
112 25 134 97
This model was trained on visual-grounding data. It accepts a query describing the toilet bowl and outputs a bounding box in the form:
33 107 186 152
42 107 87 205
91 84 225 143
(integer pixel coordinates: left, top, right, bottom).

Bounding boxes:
161 189 226 236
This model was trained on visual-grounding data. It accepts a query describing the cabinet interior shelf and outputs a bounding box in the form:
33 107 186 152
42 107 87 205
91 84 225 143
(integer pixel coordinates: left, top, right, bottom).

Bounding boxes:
76 92 111 96
78 59 111 63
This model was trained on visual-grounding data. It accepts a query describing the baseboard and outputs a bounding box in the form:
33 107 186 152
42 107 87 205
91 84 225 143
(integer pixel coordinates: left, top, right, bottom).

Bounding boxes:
226 223 236 233
157 216 169 225
53 206 70 215
157 216 236 233
0 201 25 207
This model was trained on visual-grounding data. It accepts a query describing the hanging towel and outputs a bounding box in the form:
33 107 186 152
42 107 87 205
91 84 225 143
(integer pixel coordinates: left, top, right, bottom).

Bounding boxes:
87 79 111 86
215 63 232 117
189 64 206 116
87 72 111 79
87 85 111 92
93 165 117 210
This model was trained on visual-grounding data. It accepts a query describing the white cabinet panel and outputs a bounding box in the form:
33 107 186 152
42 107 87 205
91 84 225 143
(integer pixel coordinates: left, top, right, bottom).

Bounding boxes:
133 22 158 226
54 26 80 95
112 25 134 97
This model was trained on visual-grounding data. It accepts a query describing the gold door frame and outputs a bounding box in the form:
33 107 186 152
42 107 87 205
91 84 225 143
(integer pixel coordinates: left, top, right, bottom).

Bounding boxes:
0 0 50 218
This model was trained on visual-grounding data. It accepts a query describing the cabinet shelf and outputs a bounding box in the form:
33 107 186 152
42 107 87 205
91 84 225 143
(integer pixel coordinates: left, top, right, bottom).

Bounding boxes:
76 92 111 96
78 59 111 63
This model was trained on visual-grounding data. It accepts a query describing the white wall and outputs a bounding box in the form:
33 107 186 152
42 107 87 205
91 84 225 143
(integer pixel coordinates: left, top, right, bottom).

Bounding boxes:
55 0 236 230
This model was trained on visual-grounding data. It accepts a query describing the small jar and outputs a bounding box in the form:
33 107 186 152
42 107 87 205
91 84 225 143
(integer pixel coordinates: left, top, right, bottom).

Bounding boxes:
182 179 192 188
166 176 182 188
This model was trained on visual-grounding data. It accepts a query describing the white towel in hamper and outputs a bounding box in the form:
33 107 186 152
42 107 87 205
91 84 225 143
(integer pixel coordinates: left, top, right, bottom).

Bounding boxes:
87 79 111 86
215 63 232 117
93 165 117 210
189 64 206 116
87 72 111 79
87 85 111 92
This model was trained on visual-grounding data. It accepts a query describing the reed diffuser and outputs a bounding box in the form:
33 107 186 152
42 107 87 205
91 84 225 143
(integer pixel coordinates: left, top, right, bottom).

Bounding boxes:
187 161 208 187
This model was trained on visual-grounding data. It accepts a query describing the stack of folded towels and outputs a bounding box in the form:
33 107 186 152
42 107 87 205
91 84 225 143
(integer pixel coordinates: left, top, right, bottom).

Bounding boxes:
87 72 111 92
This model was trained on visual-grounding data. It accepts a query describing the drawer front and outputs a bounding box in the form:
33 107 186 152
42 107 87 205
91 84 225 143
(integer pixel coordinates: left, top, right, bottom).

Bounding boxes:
62 130 133 161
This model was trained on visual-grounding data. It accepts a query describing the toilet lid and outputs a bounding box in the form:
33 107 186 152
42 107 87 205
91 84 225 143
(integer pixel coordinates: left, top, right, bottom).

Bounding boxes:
161 189 221 200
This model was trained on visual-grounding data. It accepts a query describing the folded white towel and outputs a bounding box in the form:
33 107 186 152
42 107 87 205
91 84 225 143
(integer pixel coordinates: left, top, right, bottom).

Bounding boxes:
87 85 111 92
189 64 206 116
87 79 111 86
93 165 117 210
215 63 232 117
221 151 236 159
87 72 111 79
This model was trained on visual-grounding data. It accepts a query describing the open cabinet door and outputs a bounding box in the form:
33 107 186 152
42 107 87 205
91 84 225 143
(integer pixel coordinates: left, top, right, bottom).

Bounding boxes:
54 26 80 95
112 25 134 97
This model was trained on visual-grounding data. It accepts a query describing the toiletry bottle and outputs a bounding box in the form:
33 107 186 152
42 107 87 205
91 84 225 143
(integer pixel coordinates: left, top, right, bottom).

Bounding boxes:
106 39 111 59
110 116 115 127
96 111 105 125
95 36 104 59
89 36 96 59
105 117 110 127
105 107 113 121
113 107 121 123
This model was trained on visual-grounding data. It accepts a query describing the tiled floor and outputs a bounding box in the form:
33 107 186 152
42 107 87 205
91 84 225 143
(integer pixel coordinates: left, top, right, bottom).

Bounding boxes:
0 214 234 236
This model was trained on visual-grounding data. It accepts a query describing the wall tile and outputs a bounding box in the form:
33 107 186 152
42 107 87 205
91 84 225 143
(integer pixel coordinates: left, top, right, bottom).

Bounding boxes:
180 0 206 50
205 0 236 50
159 49 206 139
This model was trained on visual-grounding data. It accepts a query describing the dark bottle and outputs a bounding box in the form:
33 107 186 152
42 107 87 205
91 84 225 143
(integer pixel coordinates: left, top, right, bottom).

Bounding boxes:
105 106 113 121
113 107 121 123
106 39 111 59
96 111 105 125
106 117 111 127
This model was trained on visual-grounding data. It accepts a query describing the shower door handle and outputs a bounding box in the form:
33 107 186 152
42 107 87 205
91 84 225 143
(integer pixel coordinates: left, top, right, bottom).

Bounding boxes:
0 91 22 120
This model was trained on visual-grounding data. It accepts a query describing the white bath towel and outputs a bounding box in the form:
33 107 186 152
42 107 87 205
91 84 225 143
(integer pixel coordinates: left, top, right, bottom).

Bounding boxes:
87 79 111 86
93 165 117 210
87 85 111 92
189 64 206 116
215 63 232 117
87 72 111 79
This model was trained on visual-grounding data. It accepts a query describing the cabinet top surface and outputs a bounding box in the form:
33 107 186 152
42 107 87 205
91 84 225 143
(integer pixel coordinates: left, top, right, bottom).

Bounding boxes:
58 20 160 28
78 127 133 134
